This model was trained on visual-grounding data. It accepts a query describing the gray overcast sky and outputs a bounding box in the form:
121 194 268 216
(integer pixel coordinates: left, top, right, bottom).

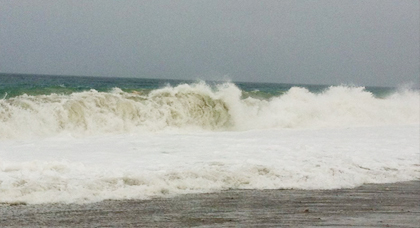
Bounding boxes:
0 0 419 87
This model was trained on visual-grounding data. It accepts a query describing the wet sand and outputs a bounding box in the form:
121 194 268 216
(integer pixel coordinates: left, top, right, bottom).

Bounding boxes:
1 181 419 227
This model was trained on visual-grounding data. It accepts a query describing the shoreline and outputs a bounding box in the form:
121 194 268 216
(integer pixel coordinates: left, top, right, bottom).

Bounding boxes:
1 181 419 227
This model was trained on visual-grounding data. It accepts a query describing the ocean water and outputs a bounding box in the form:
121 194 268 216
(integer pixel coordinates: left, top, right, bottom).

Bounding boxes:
0 73 419 204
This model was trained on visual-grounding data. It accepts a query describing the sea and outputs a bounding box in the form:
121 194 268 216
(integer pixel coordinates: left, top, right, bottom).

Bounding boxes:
0 73 419 204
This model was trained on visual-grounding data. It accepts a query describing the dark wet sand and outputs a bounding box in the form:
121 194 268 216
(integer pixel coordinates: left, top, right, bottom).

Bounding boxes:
1 181 419 227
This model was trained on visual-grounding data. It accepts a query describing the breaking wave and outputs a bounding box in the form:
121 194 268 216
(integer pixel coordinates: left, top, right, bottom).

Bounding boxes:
0 82 419 139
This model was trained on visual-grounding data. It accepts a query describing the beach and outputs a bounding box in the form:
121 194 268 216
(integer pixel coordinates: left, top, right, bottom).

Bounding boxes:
1 180 418 227
1 0 419 225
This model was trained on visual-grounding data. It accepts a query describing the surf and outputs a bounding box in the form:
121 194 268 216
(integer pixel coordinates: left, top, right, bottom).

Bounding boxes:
0 82 419 139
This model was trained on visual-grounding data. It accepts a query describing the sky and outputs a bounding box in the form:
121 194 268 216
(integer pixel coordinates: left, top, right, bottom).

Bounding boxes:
0 0 419 87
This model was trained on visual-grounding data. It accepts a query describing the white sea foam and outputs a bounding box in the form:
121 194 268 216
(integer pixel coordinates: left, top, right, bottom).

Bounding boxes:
0 83 418 139
0 83 419 204
0 125 418 204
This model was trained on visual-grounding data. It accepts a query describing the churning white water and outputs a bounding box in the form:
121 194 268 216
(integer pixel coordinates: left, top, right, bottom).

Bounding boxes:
0 83 419 204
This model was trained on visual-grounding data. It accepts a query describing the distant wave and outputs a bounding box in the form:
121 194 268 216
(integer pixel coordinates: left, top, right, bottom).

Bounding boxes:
0 82 419 139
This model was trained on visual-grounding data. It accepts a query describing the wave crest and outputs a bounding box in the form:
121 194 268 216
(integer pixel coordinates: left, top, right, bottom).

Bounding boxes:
0 83 418 139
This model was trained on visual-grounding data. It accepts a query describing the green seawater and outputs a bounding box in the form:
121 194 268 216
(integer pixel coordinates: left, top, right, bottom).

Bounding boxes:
0 73 395 99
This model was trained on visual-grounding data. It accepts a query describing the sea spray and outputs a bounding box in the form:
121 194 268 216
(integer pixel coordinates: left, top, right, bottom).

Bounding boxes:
0 82 419 139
